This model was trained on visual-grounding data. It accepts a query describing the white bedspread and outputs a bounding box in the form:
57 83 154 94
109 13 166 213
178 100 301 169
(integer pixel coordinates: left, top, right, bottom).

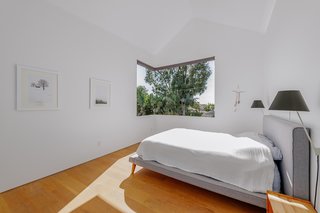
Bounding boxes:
136 128 274 193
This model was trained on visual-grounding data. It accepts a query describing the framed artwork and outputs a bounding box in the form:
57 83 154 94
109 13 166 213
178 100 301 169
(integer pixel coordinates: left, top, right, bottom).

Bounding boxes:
17 65 60 111
90 78 111 109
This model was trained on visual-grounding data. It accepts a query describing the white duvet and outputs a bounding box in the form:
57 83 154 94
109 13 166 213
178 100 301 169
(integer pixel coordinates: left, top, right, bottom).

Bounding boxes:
137 128 275 193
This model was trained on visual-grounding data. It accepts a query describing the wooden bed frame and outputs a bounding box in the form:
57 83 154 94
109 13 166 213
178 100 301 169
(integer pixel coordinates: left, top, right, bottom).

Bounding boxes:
129 115 310 208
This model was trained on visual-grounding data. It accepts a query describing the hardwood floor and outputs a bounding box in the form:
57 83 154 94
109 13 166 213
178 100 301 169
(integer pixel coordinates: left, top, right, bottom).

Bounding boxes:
0 144 264 213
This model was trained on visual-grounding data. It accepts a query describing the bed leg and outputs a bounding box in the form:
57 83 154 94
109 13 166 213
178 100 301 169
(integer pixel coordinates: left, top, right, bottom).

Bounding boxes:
131 163 136 175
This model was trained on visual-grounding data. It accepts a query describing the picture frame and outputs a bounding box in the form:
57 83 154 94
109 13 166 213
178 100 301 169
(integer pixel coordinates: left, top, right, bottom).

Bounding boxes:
17 65 60 111
90 78 111 109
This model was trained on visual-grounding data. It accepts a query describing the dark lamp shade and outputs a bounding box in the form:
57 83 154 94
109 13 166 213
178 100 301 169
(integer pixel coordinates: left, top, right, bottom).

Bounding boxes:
251 100 265 108
269 90 309 111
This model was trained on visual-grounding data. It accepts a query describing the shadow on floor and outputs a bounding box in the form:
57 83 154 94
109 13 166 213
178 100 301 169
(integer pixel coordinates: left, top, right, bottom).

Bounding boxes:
120 169 265 213
71 196 121 213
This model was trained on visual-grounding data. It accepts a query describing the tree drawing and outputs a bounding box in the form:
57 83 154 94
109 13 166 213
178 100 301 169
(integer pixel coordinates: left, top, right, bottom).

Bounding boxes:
137 62 214 117
30 82 38 88
38 79 49 90
30 79 49 90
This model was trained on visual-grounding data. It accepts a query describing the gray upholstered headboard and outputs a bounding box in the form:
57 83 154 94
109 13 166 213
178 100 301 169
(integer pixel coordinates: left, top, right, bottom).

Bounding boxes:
263 115 310 200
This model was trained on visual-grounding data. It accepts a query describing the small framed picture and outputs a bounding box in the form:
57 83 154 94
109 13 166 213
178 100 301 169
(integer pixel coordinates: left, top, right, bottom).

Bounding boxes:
17 65 60 111
90 78 111 109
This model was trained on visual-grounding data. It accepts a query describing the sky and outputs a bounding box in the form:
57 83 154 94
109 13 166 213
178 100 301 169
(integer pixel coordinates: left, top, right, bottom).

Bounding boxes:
136 61 215 104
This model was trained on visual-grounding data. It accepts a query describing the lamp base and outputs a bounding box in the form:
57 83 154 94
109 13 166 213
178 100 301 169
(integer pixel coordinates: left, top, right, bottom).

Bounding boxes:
315 155 319 209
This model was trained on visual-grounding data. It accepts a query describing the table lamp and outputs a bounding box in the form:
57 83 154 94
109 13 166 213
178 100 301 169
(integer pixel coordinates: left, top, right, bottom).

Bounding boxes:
269 90 319 207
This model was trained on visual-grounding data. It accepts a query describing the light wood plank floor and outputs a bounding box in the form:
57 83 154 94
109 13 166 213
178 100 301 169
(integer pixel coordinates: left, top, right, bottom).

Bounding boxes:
0 144 264 213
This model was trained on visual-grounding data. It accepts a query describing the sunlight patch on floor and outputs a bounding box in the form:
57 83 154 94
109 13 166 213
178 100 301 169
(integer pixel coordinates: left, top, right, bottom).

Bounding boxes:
59 154 140 213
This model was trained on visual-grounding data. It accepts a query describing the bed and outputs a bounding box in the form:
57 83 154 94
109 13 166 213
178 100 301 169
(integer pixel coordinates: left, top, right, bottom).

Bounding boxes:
129 115 310 208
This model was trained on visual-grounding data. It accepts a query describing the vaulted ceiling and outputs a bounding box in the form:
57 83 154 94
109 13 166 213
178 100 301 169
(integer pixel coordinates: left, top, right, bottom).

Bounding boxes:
45 0 276 54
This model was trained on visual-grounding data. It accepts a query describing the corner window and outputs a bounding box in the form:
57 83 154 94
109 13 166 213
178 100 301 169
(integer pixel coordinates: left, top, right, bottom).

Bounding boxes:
137 57 215 117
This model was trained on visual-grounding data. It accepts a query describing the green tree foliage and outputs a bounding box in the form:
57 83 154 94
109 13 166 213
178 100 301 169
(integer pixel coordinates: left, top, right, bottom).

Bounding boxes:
204 103 215 112
138 62 212 116
137 86 153 116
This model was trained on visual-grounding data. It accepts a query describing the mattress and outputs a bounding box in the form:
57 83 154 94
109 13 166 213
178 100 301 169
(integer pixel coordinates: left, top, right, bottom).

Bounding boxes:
137 128 275 193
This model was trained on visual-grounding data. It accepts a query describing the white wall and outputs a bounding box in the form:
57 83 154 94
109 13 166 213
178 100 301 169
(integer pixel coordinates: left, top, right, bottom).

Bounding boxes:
263 0 320 209
153 19 266 134
0 0 155 192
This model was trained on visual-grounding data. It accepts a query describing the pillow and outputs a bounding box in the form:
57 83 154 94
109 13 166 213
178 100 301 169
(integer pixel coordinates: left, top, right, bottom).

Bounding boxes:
236 132 283 160
273 163 281 192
